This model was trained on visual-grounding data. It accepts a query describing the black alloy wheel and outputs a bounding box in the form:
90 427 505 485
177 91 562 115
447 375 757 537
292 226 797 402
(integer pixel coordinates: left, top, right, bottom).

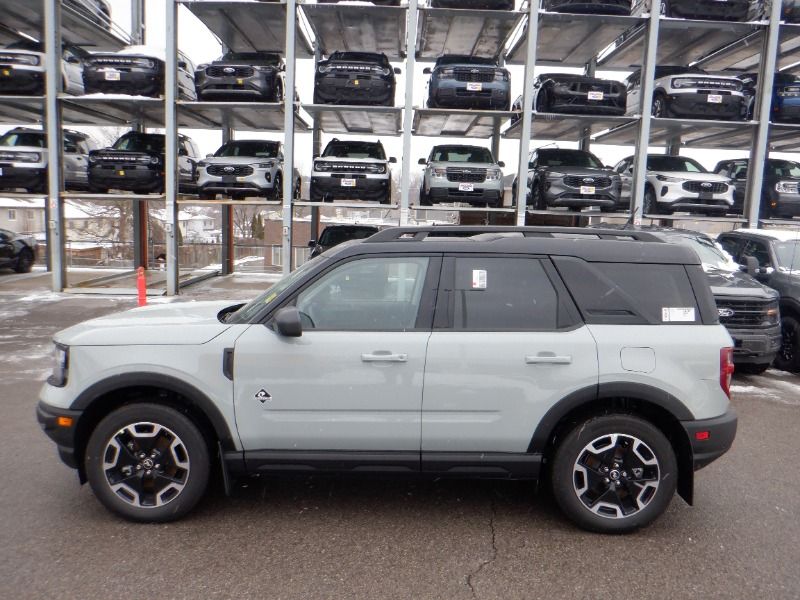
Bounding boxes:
272 173 283 200
532 183 546 210
774 316 800 373
643 185 659 215
652 93 668 118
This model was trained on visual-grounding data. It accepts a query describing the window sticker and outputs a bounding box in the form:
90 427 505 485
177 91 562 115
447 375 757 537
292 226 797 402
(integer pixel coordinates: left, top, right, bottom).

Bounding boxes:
472 269 487 290
662 307 695 322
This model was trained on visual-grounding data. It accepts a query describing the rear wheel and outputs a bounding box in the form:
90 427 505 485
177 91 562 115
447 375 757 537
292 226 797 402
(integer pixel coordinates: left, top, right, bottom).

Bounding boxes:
652 93 669 118
643 185 659 215
14 248 34 273
551 414 677 533
774 315 800 373
85 403 210 522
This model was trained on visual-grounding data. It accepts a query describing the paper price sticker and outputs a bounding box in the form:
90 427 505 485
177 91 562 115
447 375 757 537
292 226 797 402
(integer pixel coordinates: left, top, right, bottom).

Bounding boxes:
472 269 487 290
662 307 695 322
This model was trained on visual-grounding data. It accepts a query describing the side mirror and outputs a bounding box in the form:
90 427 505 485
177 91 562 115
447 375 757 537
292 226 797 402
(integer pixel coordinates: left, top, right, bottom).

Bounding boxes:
423 67 432 75
274 306 302 337
307 240 316 248
394 67 401 75
744 255 758 277
418 158 426 165
389 157 397 164
497 161 505 168
179 148 188 156
205 153 214 159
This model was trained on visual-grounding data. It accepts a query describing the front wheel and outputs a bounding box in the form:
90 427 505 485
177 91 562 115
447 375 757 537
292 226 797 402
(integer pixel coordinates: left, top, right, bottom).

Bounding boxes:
652 93 669 118
643 185 659 215
85 403 210 522
531 183 546 210
551 414 677 533
272 173 283 201
14 248 34 273
774 315 800 373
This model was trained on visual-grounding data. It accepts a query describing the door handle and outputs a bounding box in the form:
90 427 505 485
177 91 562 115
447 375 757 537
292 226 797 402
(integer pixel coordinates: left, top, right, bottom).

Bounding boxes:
526 354 572 365
361 352 408 363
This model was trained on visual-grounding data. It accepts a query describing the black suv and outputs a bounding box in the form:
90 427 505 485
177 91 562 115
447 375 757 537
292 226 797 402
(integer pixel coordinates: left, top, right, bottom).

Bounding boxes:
430 0 515 8
631 0 761 21
543 0 631 14
424 55 511 110
308 224 380 258
88 131 200 194
714 158 800 219
718 229 800 373
314 52 400 106
195 51 286 102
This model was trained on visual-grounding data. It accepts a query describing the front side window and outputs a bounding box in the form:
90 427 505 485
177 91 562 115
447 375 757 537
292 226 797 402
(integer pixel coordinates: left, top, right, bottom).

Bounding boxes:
113 134 164 153
295 257 430 331
0 132 45 148
741 240 772 268
774 239 800 270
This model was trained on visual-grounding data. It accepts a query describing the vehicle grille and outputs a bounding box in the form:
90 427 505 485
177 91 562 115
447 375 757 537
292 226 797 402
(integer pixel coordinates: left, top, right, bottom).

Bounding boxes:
329 64 375 72
90 57 139 66
446 168 487 183
454 70 495 83
322 162 382 173
206 165 254 177
717 298 779 328
94 153 150 163
695 79 740 91
572 82 621 95
206 65 254 78
683 181 728 194
564 175 612 188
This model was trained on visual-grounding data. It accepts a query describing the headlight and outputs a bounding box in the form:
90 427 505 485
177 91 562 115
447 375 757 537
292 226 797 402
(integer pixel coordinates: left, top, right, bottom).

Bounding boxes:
547 171 566 178
15 152 41 163
656 174 684 182
256 161 276 169
88 154 98 163
47 343 69 388
776 180 800 194
494 70 509 82
14 54 40 66
672 78 697 89
432 167 447 178
317 65 331 74
314 161 330 172
132 57 155 69
438 67 455 80
366 163 386 174
486 168 502 181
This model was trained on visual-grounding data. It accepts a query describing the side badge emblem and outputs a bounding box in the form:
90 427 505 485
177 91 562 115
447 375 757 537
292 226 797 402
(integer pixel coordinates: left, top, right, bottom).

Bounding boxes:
255 389 272 403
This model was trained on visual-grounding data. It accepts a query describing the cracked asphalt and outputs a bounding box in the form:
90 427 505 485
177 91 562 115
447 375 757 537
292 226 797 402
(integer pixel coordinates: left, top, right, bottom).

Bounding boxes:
1 276 799 599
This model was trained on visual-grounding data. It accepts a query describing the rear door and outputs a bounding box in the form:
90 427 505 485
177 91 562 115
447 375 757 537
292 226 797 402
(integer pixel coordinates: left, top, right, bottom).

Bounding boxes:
421 255 598 468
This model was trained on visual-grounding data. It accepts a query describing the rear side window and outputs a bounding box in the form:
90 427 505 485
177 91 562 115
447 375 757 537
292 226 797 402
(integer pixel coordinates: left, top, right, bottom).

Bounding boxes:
553 258 701 325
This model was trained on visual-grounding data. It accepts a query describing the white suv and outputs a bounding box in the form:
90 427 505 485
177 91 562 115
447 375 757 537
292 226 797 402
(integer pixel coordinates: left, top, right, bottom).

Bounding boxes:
37 226 737 533
310 139 396 204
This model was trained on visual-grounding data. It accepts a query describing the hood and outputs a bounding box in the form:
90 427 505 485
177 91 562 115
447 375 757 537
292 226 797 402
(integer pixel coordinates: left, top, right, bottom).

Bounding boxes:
54 300 236 347
545 166 616 177
650 171 730 182
319 156 387 164
706 270 779 299
429 161 499 169
0 49 43 59
436 61 501 70
203 156 278 165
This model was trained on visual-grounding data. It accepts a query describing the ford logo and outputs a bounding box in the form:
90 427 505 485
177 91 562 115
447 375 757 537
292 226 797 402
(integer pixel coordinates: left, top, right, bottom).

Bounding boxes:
701 182 713 188
583 178 594 184
718 308 735 318
223 67 235 74
223 166 235 173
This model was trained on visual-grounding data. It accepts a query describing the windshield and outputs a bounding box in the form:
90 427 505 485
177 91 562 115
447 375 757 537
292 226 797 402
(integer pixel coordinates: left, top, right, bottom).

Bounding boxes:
769 160 800 178
538 150 603 169
665 234 739 273
227 257 323 324
112 133 164 153
318 227 378 247
214 141 279 158
331 52 387 65
431 147 493 163
774 239 800 270
0 132 44 147
647 156 706 173
436 55 496 67
323 142 385 160
222 52 280 64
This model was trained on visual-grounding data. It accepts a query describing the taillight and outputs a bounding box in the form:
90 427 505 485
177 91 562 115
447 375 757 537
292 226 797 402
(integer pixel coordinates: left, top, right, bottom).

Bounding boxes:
720 347 735 398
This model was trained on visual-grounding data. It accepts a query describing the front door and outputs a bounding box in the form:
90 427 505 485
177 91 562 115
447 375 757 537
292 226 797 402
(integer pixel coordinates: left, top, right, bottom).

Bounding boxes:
233 255 440 455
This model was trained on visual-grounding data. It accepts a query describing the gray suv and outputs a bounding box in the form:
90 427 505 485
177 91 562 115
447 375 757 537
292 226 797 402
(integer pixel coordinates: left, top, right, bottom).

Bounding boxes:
37 226 737 533
418 145 505 206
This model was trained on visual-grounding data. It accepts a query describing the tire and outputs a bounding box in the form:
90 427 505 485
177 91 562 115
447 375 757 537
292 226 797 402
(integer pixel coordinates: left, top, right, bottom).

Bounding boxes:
88 182 109 194
652 93 669 118
85 403 210 523
419 187 432 207
736 362 771 375
774 315 800 373
551 414 677 533
643 185 658 215
532 183 546 211
272 173 283 201
535 89 547 113
380 182 391 205
294 177 302 201
199 189 215 200
14 248 34 273
273 81 284 103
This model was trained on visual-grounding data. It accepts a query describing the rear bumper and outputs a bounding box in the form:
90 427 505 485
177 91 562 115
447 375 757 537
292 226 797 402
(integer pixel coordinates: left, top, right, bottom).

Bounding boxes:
36 400 83 470
681 408 738 471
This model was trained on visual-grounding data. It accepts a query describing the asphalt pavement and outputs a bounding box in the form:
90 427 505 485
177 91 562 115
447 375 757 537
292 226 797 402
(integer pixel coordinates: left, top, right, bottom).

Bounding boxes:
1 279 798 599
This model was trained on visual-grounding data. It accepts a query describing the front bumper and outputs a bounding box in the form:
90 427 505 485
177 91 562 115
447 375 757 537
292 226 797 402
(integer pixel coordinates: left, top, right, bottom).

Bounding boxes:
667 0 751 21
311 175 389 201
0 66 44 94
36 400 83 470
666 92 744 120
0 166 46 190
656 180 734 213
195 71 278 101
429 81 510 110
681 408 738 471
727 324 782 365
89 165 163 191
549 91 626 115
767 191 800 217
427 182 502 205
314 74 394 106
544 177 618 208
198 167 276 194
83 68 162 97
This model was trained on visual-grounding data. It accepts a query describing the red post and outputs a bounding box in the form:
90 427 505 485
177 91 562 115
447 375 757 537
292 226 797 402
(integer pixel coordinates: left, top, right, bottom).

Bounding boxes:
137 266 147 307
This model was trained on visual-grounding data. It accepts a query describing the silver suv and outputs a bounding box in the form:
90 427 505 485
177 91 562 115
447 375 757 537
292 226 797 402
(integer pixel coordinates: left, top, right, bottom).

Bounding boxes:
418 145 505 207
37 227 737 533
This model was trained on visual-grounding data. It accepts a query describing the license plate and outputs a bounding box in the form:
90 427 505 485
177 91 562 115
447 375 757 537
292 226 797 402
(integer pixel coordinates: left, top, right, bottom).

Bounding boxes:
459 183 474 192
466 82 483 92
118 170 125 176
587 91 604 101
341 178 356 187
699 192 713 200
708 94 722 104
105 70 121 81
580 186 596 195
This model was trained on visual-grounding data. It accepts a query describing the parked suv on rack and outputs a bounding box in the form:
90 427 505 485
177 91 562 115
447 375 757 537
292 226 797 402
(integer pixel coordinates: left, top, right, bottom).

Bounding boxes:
424 55 511 110
194 51 286 102
314 52 400 106
717 228 800 373
738 72 800 122
430 0 515 8
513 73 626 119
714 158 800 218
36 226 738 532
613 154 734 215
542 0 631 14
517 148 621 211
0 40 86 96
631 0 761 21
83 45 196 99
197 140 299 200
626 67 745 121
88 131 200 194
0 127 96 193
418 145 505 206
311 139 396 204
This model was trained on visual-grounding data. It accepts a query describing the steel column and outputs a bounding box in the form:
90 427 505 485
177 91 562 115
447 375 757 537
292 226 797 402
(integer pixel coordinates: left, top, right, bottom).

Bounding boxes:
131 0 145 44
630 0 661 223
579 59 596 152
221 119 234 276
666 136 681 156
44 0 65 291
310 45 322 243
165 0 179 295
400 0 419 226
745 0 783 228
514 0 540 226
282 0 298 274
133 201 147 268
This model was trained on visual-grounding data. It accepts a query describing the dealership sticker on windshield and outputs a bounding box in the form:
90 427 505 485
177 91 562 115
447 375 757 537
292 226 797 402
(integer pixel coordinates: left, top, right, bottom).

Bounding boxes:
472 269 487 290
588 91 604 101
662 307 695 322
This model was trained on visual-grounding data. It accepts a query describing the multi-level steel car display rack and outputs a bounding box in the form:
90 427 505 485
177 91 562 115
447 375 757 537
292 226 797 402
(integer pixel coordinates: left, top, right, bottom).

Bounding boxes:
0 0 798 294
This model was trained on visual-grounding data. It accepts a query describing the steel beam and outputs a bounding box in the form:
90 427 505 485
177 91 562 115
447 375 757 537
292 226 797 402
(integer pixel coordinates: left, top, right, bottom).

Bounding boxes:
131 0 145 44
311 47 322 243
165 0 179 295
221 116 234 276
630 0 661 224
44 0 65 291
514 1 540 226
400 0 419 226
282 0 298 274
746 0 783 228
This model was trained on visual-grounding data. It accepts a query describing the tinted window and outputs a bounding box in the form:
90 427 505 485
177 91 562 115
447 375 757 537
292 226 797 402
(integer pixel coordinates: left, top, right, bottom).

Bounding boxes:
554 258 700 325
222 52 281 65
318 227 378 247
0 132 45 148
436 55 497 67
112 133 164 153
431 147 493 163
323 142 385 160
295 257 429 331
215 141 280 158
646 156 706 173
770 160 800 178
450 258 560 331
537 150 603 169
741 240 772 267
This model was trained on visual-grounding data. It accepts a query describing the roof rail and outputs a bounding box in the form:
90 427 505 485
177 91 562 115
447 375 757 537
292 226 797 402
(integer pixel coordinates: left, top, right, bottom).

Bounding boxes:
366 226 666 243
